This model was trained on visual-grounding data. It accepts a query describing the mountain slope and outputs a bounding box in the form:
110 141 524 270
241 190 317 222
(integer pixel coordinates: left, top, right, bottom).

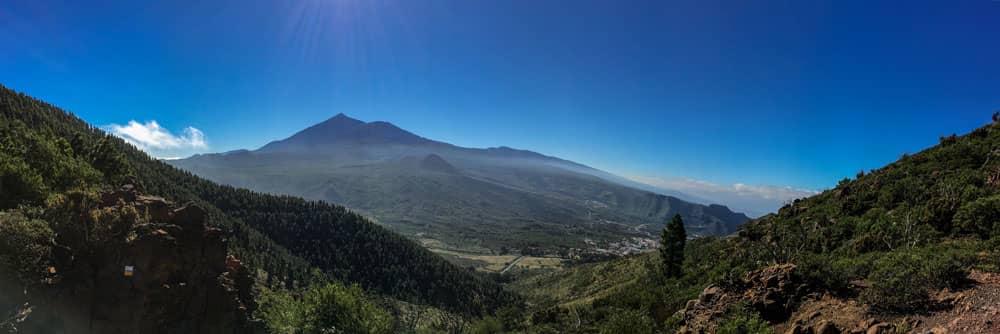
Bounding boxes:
171 114 750 253
501 116 1000 333
0 85 513 317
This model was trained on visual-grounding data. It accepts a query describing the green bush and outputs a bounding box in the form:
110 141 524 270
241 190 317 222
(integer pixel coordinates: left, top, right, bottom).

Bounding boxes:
861 248 967 312
662 313 683 333
42 190 143 254
0 212 54 288
598 308 653 334
716 305 772 334
468 316 503 334
796 253 863 293
953 195 1000 238
257 280 393 334
0 153 47 209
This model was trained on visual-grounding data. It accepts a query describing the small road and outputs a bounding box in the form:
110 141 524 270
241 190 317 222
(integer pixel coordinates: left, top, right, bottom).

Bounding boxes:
633 223 654 238
500 256 525 274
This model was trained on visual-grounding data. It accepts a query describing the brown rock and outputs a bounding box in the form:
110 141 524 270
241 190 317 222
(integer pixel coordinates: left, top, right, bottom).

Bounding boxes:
172 203 207 231
700 285 722 302
816 321 841 334
677 263 811 333
685 299 698 311
226 255 243 273
866 323 891 334
787 324 815 334
138 195 173 221
744 264 804 322
100 183 141 206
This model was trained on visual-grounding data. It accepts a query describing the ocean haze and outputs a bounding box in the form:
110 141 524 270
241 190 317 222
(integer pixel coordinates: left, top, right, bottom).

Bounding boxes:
629 176 819 218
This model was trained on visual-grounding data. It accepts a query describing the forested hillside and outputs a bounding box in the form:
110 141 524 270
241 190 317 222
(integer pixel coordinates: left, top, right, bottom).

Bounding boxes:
499 116 1000 333
0 85 513 322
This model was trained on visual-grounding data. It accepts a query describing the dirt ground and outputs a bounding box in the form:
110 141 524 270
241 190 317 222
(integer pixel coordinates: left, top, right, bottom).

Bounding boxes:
772 271 1000 334
911 271 1000 333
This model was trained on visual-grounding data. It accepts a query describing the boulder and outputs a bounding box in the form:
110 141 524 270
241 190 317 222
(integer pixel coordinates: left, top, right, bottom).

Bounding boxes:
101 183 139 206
700 285 722 303
787 324 815 334
815 321 841 334
929 326 947 334
865 323 892 334
743 264 806 322
137 195 173 221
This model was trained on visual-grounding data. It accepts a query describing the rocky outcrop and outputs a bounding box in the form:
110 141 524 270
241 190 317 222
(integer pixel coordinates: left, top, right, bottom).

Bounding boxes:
13 184 260 334
676 262 1000 334
743 264 808 322
679 264 810 333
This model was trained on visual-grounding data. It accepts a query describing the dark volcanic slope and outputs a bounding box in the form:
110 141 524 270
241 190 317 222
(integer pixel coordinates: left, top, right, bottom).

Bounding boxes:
171 114 751 250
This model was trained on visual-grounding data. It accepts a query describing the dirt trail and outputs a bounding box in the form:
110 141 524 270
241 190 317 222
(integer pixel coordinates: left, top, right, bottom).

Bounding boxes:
771 270 1000 334
912 271 1000 333
500 256 525 274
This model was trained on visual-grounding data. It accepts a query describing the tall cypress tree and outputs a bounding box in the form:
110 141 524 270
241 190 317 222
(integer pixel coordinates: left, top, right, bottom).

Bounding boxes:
660 214 686 278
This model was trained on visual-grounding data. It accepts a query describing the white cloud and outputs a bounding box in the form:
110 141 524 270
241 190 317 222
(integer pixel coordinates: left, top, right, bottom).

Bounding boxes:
106 120 207 158
629 176 820 217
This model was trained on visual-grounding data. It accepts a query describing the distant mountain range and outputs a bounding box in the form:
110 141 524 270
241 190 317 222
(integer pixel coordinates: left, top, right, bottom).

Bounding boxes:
169 114 750 251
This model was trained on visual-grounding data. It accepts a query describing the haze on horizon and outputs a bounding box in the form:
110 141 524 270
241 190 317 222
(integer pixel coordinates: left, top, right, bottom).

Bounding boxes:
3 0 999 215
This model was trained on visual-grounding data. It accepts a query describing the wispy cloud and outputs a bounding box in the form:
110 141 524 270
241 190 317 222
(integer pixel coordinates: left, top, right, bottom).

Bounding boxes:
629 176 819 217
106 120 207 158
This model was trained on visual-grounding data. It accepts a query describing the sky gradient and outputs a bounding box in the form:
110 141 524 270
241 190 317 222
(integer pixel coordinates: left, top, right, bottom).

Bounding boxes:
3 0 999 200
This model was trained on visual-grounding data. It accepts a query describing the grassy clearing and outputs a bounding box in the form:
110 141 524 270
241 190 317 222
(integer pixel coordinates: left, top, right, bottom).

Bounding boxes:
508 253 656 307
429 247 565 273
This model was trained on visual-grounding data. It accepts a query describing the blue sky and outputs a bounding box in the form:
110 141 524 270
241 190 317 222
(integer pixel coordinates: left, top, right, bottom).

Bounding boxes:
2 0 999 200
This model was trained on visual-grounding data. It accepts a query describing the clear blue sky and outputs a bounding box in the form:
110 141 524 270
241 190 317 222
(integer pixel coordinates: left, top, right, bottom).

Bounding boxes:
2 0 999 191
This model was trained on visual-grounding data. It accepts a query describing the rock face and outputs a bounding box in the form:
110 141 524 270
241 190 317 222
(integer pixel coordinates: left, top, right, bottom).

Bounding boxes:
16 184 259 334
743 264 807 322
679 264 809 333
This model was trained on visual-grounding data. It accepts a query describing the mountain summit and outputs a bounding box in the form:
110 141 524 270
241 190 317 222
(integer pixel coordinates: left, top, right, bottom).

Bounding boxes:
258 114 438 152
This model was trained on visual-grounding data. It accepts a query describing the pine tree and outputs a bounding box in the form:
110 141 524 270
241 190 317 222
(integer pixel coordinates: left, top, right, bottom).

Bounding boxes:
660 214 686 278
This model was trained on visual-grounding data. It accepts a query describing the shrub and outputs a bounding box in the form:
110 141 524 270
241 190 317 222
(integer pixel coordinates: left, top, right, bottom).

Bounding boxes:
0 212 54 288
42 191 143 254
257 281 392 334
0 153 47 209
663 312 683 333
468 316 504 334
797 253 860 294
953 195 1000 238
716 305 772 334
861 248 967 312
598 308 653 334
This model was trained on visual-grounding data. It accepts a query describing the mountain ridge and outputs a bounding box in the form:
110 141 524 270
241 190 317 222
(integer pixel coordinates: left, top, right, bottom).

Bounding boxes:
195 113 730 208
171 114 751 255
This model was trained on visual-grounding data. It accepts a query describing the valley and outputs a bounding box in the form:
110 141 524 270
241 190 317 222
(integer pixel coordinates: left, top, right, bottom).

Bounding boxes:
168 114 750 260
